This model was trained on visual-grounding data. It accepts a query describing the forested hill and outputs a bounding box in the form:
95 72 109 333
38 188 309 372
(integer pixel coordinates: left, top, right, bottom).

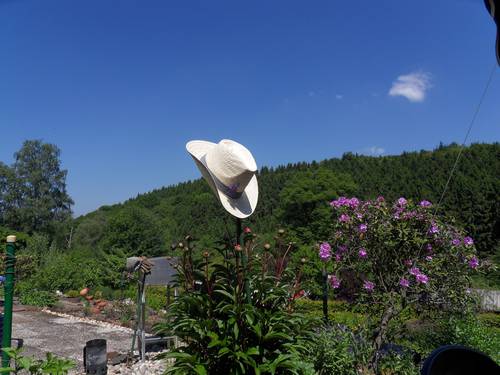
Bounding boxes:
74 143 499 259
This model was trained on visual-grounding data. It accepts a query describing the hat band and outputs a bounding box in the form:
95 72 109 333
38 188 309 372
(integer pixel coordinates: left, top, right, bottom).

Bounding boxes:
212 174 244 199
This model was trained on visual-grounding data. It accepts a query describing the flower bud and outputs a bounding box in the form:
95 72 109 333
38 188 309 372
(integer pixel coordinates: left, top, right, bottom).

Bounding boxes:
244 227 252 234
178 242 184 248
301 257 307 264
202 251 209 258
264 243 271 251
234 244 242 252
278 228 285 235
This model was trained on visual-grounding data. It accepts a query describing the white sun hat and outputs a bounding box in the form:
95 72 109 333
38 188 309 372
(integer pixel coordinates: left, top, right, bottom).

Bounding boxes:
186 139 259 219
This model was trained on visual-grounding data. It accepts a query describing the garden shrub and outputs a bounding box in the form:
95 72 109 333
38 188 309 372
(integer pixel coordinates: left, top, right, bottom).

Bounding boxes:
157 230 315 374
17 281 57 307
27 247 102 292
320 196 480 367
305 326 359 375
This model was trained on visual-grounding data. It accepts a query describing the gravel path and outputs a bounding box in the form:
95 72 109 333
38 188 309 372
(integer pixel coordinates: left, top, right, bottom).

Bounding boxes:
12 308 134 372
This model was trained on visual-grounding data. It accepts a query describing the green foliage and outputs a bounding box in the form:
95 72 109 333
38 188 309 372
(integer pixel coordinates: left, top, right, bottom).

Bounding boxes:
323 197 479 360
156 233 314 374
0 140 73 236
70 143 499 289
64 290 80 298
16 281 58 307
305 327 359 375
27 248 102 292
442 316 500 363
279 168 357 243
478 312 500 331
378 352 419 375
294 299 365 330
0 347 75 374
99 205 165 288
400 315 500 363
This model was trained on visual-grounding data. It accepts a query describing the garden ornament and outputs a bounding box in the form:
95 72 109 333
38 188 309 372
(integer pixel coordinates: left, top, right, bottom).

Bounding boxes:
421 345 499 374
484 0 500 65
186 139 258 218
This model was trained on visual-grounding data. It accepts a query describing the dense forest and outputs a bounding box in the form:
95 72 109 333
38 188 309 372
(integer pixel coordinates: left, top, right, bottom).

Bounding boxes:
0 141 499 293
74 142 499 254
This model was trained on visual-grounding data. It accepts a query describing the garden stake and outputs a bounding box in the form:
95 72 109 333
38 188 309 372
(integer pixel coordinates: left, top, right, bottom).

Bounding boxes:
322 267 328 324
2 235 16 368
236 218 251 304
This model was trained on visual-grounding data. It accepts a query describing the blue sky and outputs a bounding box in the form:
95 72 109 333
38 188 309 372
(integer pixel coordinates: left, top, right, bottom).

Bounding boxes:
1 0 499 216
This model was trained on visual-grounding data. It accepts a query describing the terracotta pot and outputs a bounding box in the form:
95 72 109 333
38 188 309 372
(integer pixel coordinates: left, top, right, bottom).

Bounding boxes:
90 307 101 315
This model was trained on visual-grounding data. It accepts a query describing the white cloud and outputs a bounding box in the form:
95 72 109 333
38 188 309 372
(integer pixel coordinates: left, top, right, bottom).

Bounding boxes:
335 94 343 99
360 146 385 156
388 71 431 102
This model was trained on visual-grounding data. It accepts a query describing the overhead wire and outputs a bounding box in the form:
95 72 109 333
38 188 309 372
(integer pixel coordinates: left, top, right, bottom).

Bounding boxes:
431 62 497 217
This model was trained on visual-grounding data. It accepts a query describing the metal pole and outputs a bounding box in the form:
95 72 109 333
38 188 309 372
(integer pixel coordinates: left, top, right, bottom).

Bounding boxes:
2 235 16 367
140 278 146 361
237 218 251 304
322 268 329 324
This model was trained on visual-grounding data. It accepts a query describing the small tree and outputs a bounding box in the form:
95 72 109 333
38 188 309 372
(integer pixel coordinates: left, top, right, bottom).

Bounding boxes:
319 196 479 366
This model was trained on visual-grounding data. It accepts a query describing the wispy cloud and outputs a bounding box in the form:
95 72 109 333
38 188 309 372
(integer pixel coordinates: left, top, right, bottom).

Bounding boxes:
388 71 431 102
335 94 343 100
360 146 385 156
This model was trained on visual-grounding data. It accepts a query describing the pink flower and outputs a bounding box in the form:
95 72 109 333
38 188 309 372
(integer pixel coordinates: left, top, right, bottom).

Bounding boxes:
404 259 413 267
356 212 363 219
419 200 432 208
426 244 433 253
335 253 342 262
363 280 375 291
329 275 341 289
399 278 410 288
349 197 360 208
416 273 429 284
376 196 385 203
428 223 439 235
339 214 351 223
469 256 479 269
358 224 368 233
463 237 474 246
397 197 407 206
337 245 347 253
451 238 461 246
358 248 367 258
244 227 252 233
319 242 332 261
426 256 433 261
410 267 420 276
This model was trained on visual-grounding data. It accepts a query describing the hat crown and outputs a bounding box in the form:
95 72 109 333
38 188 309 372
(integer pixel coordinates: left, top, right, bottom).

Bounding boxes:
205 139 257 194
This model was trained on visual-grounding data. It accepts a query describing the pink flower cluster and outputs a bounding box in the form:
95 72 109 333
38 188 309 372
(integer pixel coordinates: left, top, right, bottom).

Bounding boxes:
329 275 341 289
330 196 360 209
319 242 332 261
358 248 367 258
469 256 479 269
363 280 375 291
419 200 432 208
409 266 428 284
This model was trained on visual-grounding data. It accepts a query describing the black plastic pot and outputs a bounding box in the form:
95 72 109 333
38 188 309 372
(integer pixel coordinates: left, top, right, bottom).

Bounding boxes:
421 345 499 375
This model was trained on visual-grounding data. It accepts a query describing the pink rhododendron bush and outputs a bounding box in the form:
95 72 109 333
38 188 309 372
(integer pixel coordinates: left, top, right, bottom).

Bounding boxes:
320 196 480 357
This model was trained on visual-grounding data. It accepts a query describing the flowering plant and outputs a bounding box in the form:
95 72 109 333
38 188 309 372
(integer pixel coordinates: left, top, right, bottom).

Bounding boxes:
321 196 479 358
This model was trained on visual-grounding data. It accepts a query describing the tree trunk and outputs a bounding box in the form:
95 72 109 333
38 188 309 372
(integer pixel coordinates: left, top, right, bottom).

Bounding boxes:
370 304 395 370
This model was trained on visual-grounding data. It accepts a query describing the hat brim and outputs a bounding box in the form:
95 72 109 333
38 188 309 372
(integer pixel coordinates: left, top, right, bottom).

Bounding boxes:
186 140 259 219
